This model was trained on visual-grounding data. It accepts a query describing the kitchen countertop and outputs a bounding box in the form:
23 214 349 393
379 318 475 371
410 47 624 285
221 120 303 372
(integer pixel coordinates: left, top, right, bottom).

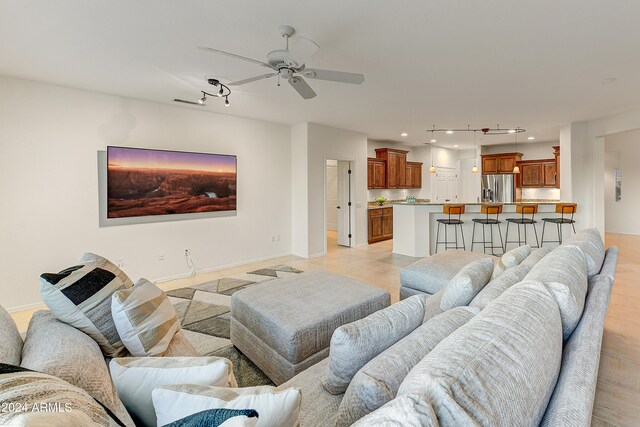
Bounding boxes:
392 200 570 206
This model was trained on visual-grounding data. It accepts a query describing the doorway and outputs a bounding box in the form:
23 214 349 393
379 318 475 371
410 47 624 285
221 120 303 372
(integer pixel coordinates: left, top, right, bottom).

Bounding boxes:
325 159 353 250
433 167 459 203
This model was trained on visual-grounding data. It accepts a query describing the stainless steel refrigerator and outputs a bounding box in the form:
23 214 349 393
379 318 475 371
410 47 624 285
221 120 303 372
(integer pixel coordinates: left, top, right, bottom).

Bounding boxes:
481 174 515 203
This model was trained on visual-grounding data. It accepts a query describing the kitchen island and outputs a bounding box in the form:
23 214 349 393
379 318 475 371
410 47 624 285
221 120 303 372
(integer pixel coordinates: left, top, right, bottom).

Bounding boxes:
392 201 576 257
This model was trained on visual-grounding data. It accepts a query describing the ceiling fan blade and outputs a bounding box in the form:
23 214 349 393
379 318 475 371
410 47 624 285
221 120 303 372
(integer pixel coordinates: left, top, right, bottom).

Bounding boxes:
288 37 319 68
288 76 317 99
301 68 365 85
229 73 277 86
198 46 273 69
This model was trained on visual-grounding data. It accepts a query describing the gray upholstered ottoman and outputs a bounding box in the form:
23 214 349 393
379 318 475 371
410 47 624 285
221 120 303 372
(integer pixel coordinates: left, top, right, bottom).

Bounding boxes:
230 270 390 385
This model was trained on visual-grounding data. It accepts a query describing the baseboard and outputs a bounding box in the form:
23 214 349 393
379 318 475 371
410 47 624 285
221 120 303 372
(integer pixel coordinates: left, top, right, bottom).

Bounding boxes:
7 302 46 313
154 252 295 283
308 252 326 259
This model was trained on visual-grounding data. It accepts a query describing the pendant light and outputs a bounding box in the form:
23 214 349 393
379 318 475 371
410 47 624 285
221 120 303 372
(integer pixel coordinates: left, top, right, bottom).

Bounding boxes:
471 130 479 173
513 128 521 174
429 142 436 174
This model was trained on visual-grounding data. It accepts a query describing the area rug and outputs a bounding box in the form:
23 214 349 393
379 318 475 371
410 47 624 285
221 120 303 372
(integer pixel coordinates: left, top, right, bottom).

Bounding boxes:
166 265 303 387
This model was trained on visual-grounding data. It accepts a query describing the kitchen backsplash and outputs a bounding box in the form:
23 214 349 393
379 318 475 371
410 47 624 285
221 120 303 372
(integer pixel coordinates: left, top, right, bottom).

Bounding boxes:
521 187 561 200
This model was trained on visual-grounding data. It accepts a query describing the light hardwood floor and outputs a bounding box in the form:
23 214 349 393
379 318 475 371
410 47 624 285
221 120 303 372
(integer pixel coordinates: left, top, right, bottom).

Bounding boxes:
9 231 638 425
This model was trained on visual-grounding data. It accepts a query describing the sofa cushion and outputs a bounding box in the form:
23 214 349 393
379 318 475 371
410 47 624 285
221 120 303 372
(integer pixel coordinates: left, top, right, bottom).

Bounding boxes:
563 228 606 278
0 305 23 365
20 310 134 426
323 295 427 395
398 280 563 426
400 250 492 295
470 247 551 310
112 278 180 357
40 252 133 357
110 356 236 427
440 258 494 310
524 244 589 340
336 306 478 426
153 384 301 427
598 247 619 281
422 289 444 323
541 275 613 427
492 245 531 278
0 363 124 426
351 394 439 427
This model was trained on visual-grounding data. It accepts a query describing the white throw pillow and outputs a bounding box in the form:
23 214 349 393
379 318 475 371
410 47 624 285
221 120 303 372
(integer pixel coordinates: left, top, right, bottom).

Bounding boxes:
440 258 494 310
109 356 237 427
492 245 531 278
152 384 301 427
39 252 133 357
111 278 180 356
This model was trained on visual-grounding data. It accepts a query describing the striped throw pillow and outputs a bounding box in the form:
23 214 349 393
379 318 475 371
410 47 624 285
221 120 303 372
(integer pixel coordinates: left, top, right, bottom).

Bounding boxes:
112 278 180 357
492 245 531 279
0 363 124 426
40 252 133 357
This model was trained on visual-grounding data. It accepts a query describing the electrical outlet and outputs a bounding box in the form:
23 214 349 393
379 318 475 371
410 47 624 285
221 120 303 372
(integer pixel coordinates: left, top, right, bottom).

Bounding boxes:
159 252 165 261
184 248 190 257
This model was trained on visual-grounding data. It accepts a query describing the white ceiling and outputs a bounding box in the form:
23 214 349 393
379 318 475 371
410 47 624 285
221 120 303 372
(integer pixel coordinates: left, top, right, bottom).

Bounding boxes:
2 1 640 150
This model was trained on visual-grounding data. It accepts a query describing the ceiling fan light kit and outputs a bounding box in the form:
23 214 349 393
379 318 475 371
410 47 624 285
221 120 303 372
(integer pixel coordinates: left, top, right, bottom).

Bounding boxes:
197 25 365 100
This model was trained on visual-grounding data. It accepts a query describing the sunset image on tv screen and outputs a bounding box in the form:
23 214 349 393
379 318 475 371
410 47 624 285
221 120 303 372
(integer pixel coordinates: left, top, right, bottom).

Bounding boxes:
107 146 237 218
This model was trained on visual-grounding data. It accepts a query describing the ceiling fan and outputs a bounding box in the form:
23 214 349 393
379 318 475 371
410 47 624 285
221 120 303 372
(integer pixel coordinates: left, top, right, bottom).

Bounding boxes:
198 25 365 99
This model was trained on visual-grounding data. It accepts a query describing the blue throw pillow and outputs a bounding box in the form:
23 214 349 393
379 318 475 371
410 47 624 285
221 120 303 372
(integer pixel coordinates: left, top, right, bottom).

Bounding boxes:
164 408 259 427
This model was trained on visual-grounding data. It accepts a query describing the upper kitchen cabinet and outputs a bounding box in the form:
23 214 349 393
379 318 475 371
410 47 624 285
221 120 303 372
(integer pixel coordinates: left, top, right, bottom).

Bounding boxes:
553 146 560 189
542 161 557 187
481 153 523 174
367 158 386 189
518 159 557 188
375 148 408 188
371 148 421 189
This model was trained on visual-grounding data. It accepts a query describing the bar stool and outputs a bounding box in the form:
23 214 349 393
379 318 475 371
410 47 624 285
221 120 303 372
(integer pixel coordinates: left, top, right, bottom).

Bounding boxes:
504 204 540 250
541 203 577 245
435 204 466 253
471 203 504 256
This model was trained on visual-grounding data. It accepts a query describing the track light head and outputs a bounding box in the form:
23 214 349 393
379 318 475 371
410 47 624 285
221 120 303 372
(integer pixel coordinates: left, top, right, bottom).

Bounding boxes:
224 96 230 107
198 93 207 105
218 87 224 96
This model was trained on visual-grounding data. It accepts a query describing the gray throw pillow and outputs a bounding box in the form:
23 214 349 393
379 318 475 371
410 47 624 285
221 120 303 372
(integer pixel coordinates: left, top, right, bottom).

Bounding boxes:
0 305 23 365
323 295 427 395
39 252 133 357
492 245 531 278
399 280 563 426
524 245 589 340
440 258 494 310
336 307 478 426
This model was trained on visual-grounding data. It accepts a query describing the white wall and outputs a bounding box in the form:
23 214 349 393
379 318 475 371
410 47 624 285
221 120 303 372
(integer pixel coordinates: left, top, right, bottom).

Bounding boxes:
0 76 292 310
604 130 640 235
307 123 368 256
290 123 309 257
482 140 558 160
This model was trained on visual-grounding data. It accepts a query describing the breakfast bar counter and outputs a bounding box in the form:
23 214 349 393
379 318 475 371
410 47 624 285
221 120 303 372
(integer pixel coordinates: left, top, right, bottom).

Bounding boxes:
392 201 577 257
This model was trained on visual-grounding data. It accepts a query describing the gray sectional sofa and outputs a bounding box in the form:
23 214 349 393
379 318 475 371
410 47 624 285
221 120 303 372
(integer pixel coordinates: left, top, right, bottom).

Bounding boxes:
278 228 617 426
0 228 615 426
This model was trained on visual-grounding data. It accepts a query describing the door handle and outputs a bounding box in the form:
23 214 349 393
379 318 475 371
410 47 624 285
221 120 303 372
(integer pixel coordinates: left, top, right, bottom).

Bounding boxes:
336 206 341 209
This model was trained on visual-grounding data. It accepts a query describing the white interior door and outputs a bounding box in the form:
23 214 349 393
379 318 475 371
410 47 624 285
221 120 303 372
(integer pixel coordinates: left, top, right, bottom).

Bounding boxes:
337 161 351 246
326 163 338 231
434 167 458 202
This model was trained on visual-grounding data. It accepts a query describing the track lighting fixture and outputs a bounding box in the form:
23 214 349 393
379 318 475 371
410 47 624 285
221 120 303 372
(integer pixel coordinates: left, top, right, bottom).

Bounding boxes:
178 78 232 107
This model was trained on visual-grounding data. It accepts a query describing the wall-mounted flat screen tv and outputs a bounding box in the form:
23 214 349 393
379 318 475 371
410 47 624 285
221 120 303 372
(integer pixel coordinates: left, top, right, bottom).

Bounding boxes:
107 146 237 218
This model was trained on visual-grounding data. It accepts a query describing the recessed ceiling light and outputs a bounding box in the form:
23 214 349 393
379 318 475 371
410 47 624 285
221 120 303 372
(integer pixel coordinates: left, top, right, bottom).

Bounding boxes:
446 130 454 134
401 132 408 137
453 145 459 148
600 77 617 85
508 129 516 134
528 136 535 140
430 139 437 143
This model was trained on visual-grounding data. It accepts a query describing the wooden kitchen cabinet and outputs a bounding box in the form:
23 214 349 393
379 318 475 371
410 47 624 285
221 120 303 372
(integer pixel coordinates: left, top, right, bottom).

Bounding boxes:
375 148 409 189
368 207 393 243
405 161 423 188
367 158 386 189
543 161 557 187
481 153 523 174
553 146 560 189
519 161 543 187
